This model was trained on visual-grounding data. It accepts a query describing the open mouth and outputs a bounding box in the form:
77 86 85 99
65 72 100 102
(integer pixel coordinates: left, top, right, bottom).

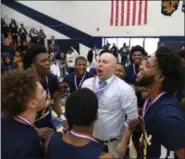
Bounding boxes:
79 69 85 73
97 69 103 74
45 68 50 72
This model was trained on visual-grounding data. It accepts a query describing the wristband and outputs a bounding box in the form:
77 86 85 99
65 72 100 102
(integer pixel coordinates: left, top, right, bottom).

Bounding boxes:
60 114 66 121
124 122 129 128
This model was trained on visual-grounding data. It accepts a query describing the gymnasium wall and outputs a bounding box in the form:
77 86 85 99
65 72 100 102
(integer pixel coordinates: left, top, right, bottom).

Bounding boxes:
2 1 184 56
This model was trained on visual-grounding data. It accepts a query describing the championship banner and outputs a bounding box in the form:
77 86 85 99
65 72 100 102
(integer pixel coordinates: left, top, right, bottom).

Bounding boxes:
161 0 180 16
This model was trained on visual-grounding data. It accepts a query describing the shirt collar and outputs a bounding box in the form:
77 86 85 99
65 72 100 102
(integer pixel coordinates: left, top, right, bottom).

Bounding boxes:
96 75 115 86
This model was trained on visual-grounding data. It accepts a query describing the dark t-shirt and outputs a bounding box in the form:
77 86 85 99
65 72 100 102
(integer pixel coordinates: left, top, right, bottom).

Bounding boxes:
125 64 139 85
1 115 42 158
47 132 104 159
35 73 59 129
63 72 94 93
42 72 60 96
144 93 185 158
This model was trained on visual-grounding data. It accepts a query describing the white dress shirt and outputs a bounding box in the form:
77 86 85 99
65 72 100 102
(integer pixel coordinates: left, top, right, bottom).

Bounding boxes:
82 75 138 140
66 50 79 68
50 63 60 79
90 50 97 69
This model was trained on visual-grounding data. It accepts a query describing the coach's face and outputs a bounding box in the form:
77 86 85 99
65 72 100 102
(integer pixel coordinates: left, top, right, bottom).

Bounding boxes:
96 53 116 80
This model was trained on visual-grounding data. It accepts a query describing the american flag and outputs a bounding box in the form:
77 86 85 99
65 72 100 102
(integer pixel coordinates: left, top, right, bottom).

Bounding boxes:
110 0 148 26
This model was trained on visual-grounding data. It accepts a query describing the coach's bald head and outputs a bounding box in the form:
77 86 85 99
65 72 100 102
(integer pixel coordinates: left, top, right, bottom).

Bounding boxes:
96 53 117 80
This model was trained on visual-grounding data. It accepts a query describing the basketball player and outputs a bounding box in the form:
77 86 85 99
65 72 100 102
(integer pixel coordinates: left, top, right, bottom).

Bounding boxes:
135 47 185 158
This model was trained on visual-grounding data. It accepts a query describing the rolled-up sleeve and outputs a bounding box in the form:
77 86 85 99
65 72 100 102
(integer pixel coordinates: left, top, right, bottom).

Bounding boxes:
120 87 138 121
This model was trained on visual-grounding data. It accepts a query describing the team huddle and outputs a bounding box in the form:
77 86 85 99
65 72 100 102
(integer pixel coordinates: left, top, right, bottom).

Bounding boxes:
1 44 185 159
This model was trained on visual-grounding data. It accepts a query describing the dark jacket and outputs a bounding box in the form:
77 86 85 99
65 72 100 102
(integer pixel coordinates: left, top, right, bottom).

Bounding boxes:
1 52 18 73
87 49 98 63
3 45 15 58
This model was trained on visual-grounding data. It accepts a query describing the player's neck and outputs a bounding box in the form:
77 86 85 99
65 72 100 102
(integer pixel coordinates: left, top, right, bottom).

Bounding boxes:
146 84 163 101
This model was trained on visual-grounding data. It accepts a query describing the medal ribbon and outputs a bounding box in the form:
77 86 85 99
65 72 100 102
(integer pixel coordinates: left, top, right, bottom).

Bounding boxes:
142 92 166 117
17 115 33 127
74 72 86 90
70 130 97 142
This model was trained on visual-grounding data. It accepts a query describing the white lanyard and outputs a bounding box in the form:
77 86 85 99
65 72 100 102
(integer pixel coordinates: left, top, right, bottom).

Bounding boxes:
142 92 166 117
45 76 51 99
17 115 33 127
74 72 86 90
133 64 136 75
70 130 97 142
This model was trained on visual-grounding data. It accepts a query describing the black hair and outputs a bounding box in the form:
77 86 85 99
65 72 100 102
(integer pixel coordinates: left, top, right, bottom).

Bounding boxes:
178 50 185 59
23 43 47 70
155 47 185 94
117 63 126 70
130 45 146 63
75 56 87 64
1 69 37 116
65 88 98 128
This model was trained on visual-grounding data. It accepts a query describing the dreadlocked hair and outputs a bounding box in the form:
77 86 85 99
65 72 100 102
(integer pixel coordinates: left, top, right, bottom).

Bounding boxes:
155 47 185 94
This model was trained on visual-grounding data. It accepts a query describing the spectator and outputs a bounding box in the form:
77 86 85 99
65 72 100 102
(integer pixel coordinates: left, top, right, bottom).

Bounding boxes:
19 24 27 43
17 41 28 57
48 35 60 53
87 45 98 75
49 54 60 81
56 52 67 79
119 43 129 66
110 43 119 59
38 29 46 46
29 28 39 44
125 45 146 85
66 46 79 74
115 63 126 80
1 52 18 73
48 35 56 46
48 44 57 56
99 43 112 56
9 19 18 47
3 38 15 59
1 18 9 44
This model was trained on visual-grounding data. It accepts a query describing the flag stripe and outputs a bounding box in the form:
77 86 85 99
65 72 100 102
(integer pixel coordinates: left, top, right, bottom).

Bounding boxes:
126 0 131 26
110 0 148 26
138 0 143 25
115 0 119 26
144 0 148 24
110 0 114 26
132 0 137 25
121 0 124 26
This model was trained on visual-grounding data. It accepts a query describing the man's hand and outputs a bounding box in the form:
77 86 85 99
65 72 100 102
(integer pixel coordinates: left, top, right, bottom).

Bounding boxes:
63 120 69 133
36 127 54 139
116 141 127 157
59 83 69 93
127 118 138 131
